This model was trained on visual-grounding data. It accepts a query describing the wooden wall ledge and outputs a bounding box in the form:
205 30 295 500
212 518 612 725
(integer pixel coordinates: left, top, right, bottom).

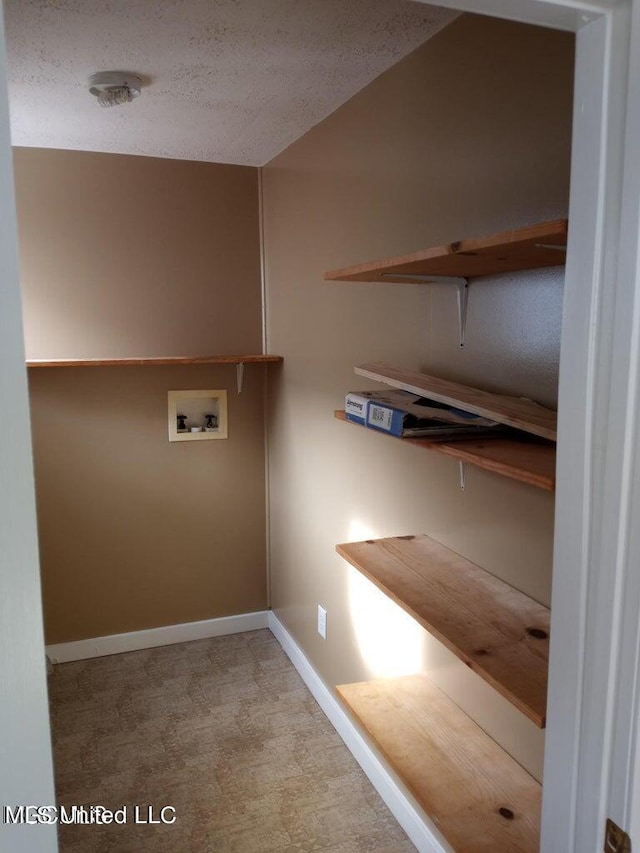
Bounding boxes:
325 219 567 283
26 355 283 368
335 410 555 490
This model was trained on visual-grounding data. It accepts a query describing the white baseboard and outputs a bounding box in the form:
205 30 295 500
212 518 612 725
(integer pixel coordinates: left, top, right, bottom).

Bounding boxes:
267 612 451 853
46 611 269 663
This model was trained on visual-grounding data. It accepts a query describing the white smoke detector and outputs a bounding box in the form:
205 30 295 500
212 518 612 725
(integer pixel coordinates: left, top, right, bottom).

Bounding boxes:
88 72 142 108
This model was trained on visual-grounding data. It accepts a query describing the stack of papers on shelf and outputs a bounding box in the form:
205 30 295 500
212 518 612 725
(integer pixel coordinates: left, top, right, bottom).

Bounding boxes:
345 389 502 439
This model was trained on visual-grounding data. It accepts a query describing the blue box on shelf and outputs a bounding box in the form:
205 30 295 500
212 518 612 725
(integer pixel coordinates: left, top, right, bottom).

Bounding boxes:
344 389 500 439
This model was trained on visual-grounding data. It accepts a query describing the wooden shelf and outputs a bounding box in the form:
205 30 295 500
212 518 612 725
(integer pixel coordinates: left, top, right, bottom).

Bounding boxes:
336 534 549 726
325 219 567 283
354 362 557 441
336 675 541 852
26 354 283 368
335 411 556 491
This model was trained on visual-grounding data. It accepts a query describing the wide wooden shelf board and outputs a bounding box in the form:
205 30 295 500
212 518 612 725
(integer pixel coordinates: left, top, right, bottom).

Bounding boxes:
325 219 567 283
336 535 549 726
335 411 556 491
26 355 283 368
336 675 541 853
354 362 557 441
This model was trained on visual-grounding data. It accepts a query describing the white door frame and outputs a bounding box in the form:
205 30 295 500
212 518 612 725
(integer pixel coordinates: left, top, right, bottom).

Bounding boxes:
0 3 57 852
544 5 640 850
1 0 638 849
414 0 639 850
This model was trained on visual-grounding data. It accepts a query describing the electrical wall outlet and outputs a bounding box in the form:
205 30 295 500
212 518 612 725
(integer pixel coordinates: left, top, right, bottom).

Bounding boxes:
317 605 327 639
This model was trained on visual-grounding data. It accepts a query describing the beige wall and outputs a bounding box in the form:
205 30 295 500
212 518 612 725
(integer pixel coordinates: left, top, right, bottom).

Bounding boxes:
29 365 268 643
263 13 574 782
15 152 268 643
13 149 261 359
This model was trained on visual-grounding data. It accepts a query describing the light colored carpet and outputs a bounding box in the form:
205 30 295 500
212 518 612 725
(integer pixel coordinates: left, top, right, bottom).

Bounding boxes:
49 629 415 852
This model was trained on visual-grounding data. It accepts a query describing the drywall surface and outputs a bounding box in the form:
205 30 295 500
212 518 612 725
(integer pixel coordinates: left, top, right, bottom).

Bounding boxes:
15 150 268 642
0 10 56 846
29 364 268 643
263 13 573 781
13 149 261 359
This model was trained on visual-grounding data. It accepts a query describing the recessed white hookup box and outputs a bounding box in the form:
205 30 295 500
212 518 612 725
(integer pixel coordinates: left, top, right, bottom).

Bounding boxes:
168 390 228 442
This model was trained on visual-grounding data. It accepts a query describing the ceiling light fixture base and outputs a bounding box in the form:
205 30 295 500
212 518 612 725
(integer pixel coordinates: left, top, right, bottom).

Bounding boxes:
88 72 142 108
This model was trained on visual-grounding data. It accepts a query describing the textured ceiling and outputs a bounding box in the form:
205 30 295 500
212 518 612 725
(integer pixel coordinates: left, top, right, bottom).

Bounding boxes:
3 0 455 166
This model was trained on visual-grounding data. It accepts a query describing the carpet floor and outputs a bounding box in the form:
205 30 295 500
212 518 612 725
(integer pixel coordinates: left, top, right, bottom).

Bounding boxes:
49 628 415 852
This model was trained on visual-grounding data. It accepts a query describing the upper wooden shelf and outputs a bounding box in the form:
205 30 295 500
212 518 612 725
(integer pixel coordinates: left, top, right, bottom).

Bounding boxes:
26 355 283 368
324 219 567 283
335 411 556 491
336 534 550 726
337 674 541 852
355 362 557 441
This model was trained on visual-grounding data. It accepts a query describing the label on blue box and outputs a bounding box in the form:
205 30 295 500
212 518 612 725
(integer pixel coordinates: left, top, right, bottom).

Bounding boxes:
344 393 369 424
367 403 400 434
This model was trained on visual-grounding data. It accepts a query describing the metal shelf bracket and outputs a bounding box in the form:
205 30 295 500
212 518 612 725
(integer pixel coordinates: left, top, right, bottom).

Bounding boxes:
455 278 469 349
459 460 466 491
381 273 469 347
236 362 245 394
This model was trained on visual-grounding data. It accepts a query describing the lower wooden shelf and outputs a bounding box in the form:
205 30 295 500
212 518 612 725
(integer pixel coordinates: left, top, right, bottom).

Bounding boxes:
336 675 541 853
336 535 549 727
335 410 556 490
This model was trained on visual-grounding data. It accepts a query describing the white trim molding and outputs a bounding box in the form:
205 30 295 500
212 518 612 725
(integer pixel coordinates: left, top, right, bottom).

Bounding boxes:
46 611 269 663
412 0 606 33
544 3 640 851
267 612 452 853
